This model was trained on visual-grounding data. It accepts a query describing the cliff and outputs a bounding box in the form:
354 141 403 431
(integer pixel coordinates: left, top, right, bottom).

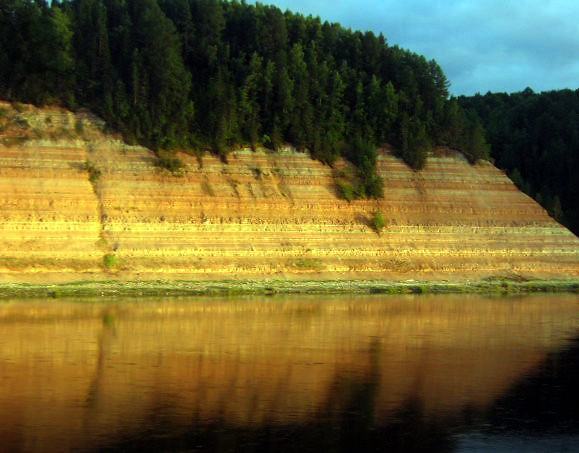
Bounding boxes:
1 101 578 284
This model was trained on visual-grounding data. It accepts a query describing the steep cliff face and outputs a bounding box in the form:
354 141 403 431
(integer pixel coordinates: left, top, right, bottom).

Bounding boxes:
0 101 578 282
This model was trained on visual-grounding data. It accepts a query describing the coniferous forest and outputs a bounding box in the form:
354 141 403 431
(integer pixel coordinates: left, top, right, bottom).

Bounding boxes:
0 0 490 199
459 89 579 236
1 1 577 236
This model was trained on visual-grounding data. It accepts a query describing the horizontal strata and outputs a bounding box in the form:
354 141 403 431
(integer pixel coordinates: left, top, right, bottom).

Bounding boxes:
0 103 578 282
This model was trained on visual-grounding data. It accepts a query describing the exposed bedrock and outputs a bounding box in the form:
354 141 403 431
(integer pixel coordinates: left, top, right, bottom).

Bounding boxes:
1 102 577 282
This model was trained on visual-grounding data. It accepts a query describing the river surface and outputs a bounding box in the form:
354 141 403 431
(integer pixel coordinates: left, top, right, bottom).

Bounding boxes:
1 293 578 452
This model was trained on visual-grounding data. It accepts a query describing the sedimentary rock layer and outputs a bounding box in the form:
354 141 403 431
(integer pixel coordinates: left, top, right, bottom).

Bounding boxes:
0 102 577 282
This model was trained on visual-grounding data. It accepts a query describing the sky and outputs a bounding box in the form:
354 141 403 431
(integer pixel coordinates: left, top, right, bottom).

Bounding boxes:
252 0 579 96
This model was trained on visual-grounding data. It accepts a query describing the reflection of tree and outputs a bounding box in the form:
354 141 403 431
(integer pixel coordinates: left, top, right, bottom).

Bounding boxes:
78 302 579 452
319 337 457 453
381 399 456 453
486 336 579 435
322 337 381 451
86 309 117 407
85 337 458 452
89 403 456 453
83 306 118 438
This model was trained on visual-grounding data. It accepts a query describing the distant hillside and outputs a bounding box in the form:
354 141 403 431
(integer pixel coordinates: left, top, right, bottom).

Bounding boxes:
459 88 579 236
0 101 578 284
0 0 489 186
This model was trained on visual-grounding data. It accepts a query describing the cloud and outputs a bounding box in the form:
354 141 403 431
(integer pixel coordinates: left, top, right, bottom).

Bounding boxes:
253 0 579 95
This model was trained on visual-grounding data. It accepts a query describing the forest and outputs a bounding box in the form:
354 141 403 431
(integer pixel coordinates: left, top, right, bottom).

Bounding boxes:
459 89 579 236
0 0 490 198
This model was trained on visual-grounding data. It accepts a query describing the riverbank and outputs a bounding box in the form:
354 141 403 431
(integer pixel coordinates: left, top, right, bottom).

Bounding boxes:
0 277 577 299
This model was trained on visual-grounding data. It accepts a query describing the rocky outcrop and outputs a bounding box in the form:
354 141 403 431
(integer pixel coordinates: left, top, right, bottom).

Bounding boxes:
0 101 578 282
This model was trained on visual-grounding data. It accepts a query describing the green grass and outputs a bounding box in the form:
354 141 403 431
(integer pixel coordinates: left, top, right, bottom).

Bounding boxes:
293 258 324 270
371 210 385 233
0 278 577 300
103 253 118 270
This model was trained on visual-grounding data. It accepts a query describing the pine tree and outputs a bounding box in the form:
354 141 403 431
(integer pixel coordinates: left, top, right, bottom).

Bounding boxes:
127 0 192 148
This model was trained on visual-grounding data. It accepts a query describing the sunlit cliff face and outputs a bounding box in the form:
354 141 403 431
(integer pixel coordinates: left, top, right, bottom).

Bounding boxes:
0 294 577 451
1 101 578 282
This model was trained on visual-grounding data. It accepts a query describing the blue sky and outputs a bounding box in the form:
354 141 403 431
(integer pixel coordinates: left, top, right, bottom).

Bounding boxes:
254 0 579 96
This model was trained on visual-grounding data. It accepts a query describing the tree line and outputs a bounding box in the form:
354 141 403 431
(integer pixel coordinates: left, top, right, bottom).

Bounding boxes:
459 88 579 235
0 0 489 198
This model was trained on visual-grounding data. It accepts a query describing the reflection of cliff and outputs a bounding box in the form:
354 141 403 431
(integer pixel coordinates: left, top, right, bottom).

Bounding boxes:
1 102 579 282
0 295 577 451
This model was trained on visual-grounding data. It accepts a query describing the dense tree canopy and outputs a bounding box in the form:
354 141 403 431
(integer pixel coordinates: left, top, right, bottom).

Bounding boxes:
0 0 487 193
459 88 579 235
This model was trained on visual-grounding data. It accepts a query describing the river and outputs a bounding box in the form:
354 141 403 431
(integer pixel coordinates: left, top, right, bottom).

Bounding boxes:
0 294 578 452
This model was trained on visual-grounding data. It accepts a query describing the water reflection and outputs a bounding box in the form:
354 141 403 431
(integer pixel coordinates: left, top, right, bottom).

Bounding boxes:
0 294 577 452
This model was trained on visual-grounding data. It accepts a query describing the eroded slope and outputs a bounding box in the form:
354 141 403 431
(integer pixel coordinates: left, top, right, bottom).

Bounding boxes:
0 101 577 282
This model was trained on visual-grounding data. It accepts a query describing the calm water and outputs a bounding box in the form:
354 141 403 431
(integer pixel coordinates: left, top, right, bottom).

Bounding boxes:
1 294 578 452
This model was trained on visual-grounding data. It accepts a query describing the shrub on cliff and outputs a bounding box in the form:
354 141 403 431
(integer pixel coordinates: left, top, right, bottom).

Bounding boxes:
371 210 385 233
156 154 184 174
81 161 101 184
335 179 355 202
103 253 118 270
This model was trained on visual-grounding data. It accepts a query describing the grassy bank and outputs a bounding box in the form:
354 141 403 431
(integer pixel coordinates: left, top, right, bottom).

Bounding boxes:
0 278 577 299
